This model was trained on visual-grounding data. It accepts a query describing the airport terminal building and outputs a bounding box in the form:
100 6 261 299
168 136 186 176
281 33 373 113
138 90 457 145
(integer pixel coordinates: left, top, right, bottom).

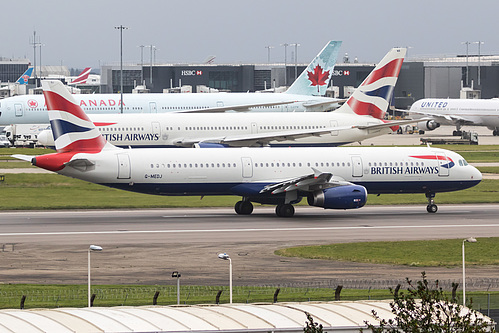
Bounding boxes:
3 54 499 109
99 54 499 109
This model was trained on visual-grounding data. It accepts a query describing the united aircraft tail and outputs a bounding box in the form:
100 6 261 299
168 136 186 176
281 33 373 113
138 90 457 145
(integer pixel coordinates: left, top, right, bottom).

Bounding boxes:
68 67 91 85
335 47 406 120
285 41 341 96
16 67 33 84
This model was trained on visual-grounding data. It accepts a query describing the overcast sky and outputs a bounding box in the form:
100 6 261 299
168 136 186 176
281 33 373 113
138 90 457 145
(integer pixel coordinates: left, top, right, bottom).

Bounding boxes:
3 0 498 69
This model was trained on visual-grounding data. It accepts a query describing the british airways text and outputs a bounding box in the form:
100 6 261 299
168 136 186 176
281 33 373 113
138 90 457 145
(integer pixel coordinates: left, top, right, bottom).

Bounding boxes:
103 133 160 141
371 166 439 175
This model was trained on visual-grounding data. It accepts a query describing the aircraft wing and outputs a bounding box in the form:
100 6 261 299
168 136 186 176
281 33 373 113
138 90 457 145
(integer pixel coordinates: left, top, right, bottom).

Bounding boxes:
302 98 347 110
173 119 423 147
173 101 297 113
259 168 352 194
393 108 474 125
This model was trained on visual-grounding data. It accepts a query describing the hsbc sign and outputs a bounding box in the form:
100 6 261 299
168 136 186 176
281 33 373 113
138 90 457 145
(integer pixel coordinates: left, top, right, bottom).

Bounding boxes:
332 70 350 77
181 70 203 76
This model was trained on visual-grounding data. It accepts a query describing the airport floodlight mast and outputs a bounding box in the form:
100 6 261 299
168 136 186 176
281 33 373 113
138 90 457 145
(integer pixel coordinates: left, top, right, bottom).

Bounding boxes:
30 31 42 87
473 41 484 86
115 25 128 113
138 45 145 85
290 43 300 80
265 45 274 63
88 245 103 307
146 45 156 85
281 43 289 86
462 237 477 307
461 41 471 87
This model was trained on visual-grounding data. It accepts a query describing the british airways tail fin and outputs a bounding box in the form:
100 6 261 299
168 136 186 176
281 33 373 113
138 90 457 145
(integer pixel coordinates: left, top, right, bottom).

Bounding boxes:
42 80 114 153
16 67 33 84
335 47 406 119
68 67 91 85
285 41 341 96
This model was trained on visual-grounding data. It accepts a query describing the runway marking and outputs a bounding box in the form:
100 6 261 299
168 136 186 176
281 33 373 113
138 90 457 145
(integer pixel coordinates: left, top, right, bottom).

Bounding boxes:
1 224 499 237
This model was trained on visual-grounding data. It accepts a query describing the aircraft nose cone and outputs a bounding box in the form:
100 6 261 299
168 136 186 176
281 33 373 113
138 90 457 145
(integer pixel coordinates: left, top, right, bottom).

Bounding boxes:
470 165 482 182
37 129 54 147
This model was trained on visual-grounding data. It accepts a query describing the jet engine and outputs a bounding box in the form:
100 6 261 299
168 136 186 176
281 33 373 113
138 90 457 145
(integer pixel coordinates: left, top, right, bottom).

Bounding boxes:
417 120 440 131
307 185 367 209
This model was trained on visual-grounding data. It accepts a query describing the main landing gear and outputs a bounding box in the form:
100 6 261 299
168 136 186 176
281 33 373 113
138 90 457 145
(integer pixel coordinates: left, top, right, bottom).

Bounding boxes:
426 192 438 213
234 199 296 217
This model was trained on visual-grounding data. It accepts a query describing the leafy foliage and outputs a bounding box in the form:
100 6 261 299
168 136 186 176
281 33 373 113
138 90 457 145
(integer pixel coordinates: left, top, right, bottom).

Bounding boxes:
363 272 495 332
304 312 323 333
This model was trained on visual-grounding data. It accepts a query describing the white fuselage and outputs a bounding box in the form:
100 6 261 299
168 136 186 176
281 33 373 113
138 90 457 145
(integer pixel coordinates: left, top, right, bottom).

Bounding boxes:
56 146 480 198
410 98 499 130
51 112 391 148
0 93 337 126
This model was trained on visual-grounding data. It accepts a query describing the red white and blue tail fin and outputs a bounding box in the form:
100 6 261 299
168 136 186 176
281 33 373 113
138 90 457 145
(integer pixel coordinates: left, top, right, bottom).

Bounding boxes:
336 48 406 119
42 80 114 153
68 67 91 85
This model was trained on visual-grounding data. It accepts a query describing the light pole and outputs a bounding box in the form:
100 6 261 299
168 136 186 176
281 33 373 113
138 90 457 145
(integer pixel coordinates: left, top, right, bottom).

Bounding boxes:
172 271 181 305
265 45 274 63
473 41 484 86
281 43 289 86
290 43 300 80
461 41 471 87
138 45 145 85
218 253 232 304
146 45 155 85
115 25 128 113
462 237 477 307
88 245 103 307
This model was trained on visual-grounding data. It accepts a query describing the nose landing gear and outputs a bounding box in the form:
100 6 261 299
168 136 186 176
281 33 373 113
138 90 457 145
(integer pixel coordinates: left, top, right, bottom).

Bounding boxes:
426 192 438 213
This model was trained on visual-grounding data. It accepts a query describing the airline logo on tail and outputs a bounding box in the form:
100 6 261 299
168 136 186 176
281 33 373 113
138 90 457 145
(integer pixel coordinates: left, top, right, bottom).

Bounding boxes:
285 41 341 96
344 48 406 120
43 80 106 153
68 67 91 85
16 67 33 85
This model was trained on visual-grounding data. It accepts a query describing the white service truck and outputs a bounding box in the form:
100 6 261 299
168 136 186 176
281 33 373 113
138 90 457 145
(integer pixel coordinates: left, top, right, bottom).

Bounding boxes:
3 124 51 147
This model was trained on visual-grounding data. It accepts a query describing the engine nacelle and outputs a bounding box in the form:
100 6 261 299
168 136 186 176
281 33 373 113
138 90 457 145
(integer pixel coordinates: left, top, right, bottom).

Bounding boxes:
307 185 367 209
417 120 440 131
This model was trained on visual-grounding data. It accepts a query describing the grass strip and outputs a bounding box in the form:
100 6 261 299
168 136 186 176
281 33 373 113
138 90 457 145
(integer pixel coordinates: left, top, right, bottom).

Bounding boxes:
275 238 499 267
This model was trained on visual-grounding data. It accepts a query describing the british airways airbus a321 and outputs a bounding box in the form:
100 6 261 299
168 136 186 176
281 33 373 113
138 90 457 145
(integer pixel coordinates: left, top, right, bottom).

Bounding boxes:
0 41 342 126
14 81 482 217
38 48 417 148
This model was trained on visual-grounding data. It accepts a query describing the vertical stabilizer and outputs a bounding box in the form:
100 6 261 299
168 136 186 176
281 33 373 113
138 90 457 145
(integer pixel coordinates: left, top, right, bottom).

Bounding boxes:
42 80 112 153
16 67 33 85
336 48 406 119
285 41 341 96
68 67 91 85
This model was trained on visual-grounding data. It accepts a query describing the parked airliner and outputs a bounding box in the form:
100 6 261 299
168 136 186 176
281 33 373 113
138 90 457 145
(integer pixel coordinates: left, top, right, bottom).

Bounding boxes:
13 80 482 217
0 41 342 126
37 48 412 148
403 98 499 136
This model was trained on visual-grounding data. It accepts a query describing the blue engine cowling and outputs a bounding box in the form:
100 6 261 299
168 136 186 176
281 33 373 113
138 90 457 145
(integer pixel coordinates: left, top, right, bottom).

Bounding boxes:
307 185 367 209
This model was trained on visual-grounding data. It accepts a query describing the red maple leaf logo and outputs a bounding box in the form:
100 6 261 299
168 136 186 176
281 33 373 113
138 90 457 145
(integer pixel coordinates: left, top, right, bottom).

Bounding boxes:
28 99 38 108
307 64 330 87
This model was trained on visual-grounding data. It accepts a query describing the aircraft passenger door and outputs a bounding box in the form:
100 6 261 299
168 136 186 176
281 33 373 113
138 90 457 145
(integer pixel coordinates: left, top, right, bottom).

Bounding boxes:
241 157 253 178
436 151 449 177
329 120 338 136
117 154 131 179
14 104 23 117
152 122 161 138
351 156 363 177
149 102 157 113
251 122 258 134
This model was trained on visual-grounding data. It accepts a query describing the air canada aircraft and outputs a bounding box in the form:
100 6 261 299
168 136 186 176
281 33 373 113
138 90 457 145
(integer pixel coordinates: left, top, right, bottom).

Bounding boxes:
14 81 482 217
403 98 499 136
0 41 342 126
38 48 414 148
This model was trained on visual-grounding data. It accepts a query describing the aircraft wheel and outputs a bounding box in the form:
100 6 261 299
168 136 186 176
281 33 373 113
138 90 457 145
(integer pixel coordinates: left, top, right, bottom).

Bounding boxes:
276 204 295 217
426 204 438 213
493 130 498 136
235 201 253 215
